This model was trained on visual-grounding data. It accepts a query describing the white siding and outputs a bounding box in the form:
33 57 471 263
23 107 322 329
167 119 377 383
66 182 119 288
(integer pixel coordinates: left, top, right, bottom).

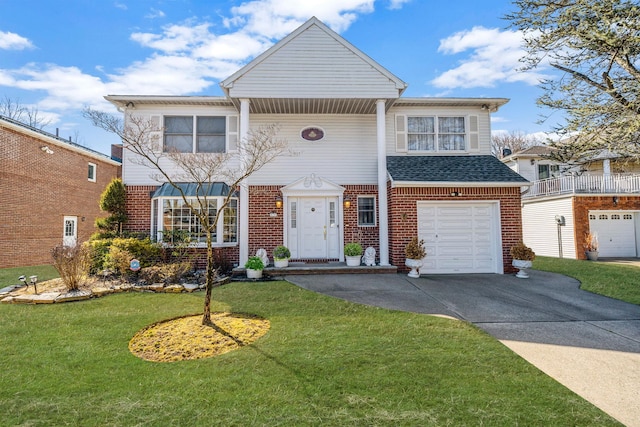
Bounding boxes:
228 26 400 99
522 197 576 258
122 106 239 185
386 107 492 156
249 114 378 185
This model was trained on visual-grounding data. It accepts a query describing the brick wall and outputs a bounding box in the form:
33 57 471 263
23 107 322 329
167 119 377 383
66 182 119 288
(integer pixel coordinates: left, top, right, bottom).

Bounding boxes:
248 186 286 259
388 186 522 273
343 185 379 254
0 126 121 268
572 196 639 259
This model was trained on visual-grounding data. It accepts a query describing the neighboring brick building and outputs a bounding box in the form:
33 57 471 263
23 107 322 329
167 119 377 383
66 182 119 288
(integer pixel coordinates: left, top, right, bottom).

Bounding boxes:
0 115 121 268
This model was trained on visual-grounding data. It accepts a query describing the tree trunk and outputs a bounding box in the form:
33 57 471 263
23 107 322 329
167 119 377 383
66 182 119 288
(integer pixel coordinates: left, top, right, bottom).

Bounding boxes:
202 232 215 326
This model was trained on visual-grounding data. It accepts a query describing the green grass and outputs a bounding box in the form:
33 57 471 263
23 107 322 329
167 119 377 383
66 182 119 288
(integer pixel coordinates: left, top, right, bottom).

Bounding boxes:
0 281 619 426
534 256 640 305
0 265 59 288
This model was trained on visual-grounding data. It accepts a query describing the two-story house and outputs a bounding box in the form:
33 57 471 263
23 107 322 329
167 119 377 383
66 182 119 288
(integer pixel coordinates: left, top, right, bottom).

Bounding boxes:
503 145 640 259
107 17 528 274
0 115 121 268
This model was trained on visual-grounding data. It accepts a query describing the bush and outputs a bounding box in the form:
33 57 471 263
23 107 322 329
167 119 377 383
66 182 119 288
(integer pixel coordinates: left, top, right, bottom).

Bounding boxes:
405 237 426 259
139 262 193 284
510 241 535 261
87 237 162 273
104 246 136 276
51 244 92 291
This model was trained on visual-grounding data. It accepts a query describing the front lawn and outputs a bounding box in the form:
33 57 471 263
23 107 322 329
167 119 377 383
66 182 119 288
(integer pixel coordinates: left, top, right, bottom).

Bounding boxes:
0 281 618 426
534 256 640 305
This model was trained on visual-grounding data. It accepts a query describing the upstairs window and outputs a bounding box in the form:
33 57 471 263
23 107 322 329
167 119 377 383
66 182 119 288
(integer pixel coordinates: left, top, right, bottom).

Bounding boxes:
164 116 226 153
538 164 560 180
88 163 96 182
407 116 466 152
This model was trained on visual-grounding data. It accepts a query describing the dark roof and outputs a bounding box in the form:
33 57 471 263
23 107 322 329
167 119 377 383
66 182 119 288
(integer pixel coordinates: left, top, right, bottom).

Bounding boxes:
387 155 529 183
152 182 237 198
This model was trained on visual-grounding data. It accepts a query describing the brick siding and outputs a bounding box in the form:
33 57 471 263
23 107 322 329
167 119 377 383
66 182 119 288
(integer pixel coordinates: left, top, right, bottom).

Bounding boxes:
0 125 121 268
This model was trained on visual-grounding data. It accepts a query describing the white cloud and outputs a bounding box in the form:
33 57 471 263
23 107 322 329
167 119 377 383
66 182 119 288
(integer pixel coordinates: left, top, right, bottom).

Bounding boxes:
388 0 411 10
0 31 34 50
146 8 166 19
431 26 548 89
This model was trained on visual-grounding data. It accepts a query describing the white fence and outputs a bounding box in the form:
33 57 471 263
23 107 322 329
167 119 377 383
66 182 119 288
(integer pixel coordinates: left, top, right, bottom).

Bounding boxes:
524 174 640 199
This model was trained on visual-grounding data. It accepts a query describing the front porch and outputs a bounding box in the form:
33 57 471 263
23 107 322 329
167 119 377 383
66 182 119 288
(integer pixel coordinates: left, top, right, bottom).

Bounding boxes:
233 262 397 278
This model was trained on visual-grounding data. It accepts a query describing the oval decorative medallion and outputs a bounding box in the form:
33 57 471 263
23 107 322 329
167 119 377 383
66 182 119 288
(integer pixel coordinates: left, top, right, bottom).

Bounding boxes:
301 127 325 141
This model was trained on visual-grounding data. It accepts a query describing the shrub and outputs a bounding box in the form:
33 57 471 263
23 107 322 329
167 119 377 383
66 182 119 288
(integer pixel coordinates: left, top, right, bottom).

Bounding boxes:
273 245 291 260
404 237 426 259
51 244 92 291
139 262 193 284
104 246 136 276
344 242 363 257
87 237 162 273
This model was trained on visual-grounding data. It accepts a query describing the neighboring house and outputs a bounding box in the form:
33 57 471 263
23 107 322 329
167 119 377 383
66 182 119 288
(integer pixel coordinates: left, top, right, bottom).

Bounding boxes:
503 145 640 259
0 115 121 268
106 17 528 274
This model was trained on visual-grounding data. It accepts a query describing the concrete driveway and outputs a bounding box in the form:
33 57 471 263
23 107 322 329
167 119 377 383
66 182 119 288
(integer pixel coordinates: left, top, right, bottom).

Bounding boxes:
286 270 640 427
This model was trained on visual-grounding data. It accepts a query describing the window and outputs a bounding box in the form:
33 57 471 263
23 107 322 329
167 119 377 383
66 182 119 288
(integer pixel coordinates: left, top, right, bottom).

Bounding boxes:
88 163 96 182
357 196 376 226
407 116 466 152
164 116 226 153
152 197 238 246
538 164 560 180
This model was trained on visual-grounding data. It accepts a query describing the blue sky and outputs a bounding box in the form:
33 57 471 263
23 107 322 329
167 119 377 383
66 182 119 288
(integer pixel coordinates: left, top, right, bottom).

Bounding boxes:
0 0 559 156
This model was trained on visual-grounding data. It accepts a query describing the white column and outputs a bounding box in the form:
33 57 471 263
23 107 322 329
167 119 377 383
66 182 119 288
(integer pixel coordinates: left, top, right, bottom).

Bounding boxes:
376 99 390 265
239 99 250 267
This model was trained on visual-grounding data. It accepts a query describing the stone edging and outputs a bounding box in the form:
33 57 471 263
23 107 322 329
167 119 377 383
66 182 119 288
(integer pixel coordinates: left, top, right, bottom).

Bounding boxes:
0 278 229 305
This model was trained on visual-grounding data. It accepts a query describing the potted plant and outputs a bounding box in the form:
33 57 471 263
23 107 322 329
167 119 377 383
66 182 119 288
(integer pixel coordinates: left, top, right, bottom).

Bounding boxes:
344 242 363 267
244 256 265 279
584 232 599 261
510 241 535 278
273 245 291 268
405 237 426 278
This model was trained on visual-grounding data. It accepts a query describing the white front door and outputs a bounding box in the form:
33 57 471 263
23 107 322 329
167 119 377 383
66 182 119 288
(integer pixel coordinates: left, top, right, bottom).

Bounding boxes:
63 216 78 247
289 197 340 259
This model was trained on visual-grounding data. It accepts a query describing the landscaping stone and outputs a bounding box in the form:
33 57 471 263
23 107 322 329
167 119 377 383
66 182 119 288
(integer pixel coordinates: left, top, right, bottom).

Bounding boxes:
148 283 165 291
164 284 184 293
56 290 92 303
183 283 200 293
91 287 114 297
1 296 15 304
24 292 61 304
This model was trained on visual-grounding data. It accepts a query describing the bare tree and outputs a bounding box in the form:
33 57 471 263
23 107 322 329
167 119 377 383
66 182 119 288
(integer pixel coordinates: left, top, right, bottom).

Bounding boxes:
84 107 288 326
491 130 539 158
0 96 51 129
505 0 640 161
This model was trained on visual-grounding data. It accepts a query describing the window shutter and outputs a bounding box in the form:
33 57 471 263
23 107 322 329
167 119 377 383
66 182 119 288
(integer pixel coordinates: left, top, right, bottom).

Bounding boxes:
148 115 162 148
468 115 479 151
395 114 407 152
227 115 239 152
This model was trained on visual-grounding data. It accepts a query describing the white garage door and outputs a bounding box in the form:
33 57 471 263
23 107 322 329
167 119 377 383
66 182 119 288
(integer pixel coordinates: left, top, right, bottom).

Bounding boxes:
589 211 637 257
417 202 500 274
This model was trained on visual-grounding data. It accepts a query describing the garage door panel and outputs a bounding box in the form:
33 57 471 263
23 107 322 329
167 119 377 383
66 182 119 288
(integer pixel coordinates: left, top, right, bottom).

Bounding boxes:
417 202 499 274
589 211 637 257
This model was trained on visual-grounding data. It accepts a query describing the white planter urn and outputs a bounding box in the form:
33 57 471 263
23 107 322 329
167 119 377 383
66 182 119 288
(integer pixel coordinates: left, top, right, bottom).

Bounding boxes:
274 259 289 268
512 259 532 279
405 258 423 278
585 251 599 261
246 269 263 279
345 255 361 267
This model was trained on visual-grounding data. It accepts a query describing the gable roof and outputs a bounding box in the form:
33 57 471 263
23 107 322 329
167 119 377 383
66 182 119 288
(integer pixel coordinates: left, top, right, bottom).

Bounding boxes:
387 156 530 187
219 17 407 114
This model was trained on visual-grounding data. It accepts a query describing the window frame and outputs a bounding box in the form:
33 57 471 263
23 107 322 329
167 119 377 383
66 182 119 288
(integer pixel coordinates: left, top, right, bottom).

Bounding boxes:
151 196 238 247
538 164 560 180
407 115 467 153
357 196 377 227
88 162 97 182
163 115 228 154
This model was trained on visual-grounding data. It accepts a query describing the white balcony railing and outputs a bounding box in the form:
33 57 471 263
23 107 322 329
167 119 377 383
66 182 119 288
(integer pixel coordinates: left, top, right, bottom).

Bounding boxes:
524 174 640 199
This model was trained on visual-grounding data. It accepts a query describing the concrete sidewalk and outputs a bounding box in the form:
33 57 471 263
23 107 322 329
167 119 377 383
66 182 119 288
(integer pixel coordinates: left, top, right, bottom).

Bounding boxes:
286 270 640 427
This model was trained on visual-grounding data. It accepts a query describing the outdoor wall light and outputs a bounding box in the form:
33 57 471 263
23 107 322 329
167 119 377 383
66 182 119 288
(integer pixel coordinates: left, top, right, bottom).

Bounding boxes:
613 196 619 205
343 196 352 209
275 195 283 209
